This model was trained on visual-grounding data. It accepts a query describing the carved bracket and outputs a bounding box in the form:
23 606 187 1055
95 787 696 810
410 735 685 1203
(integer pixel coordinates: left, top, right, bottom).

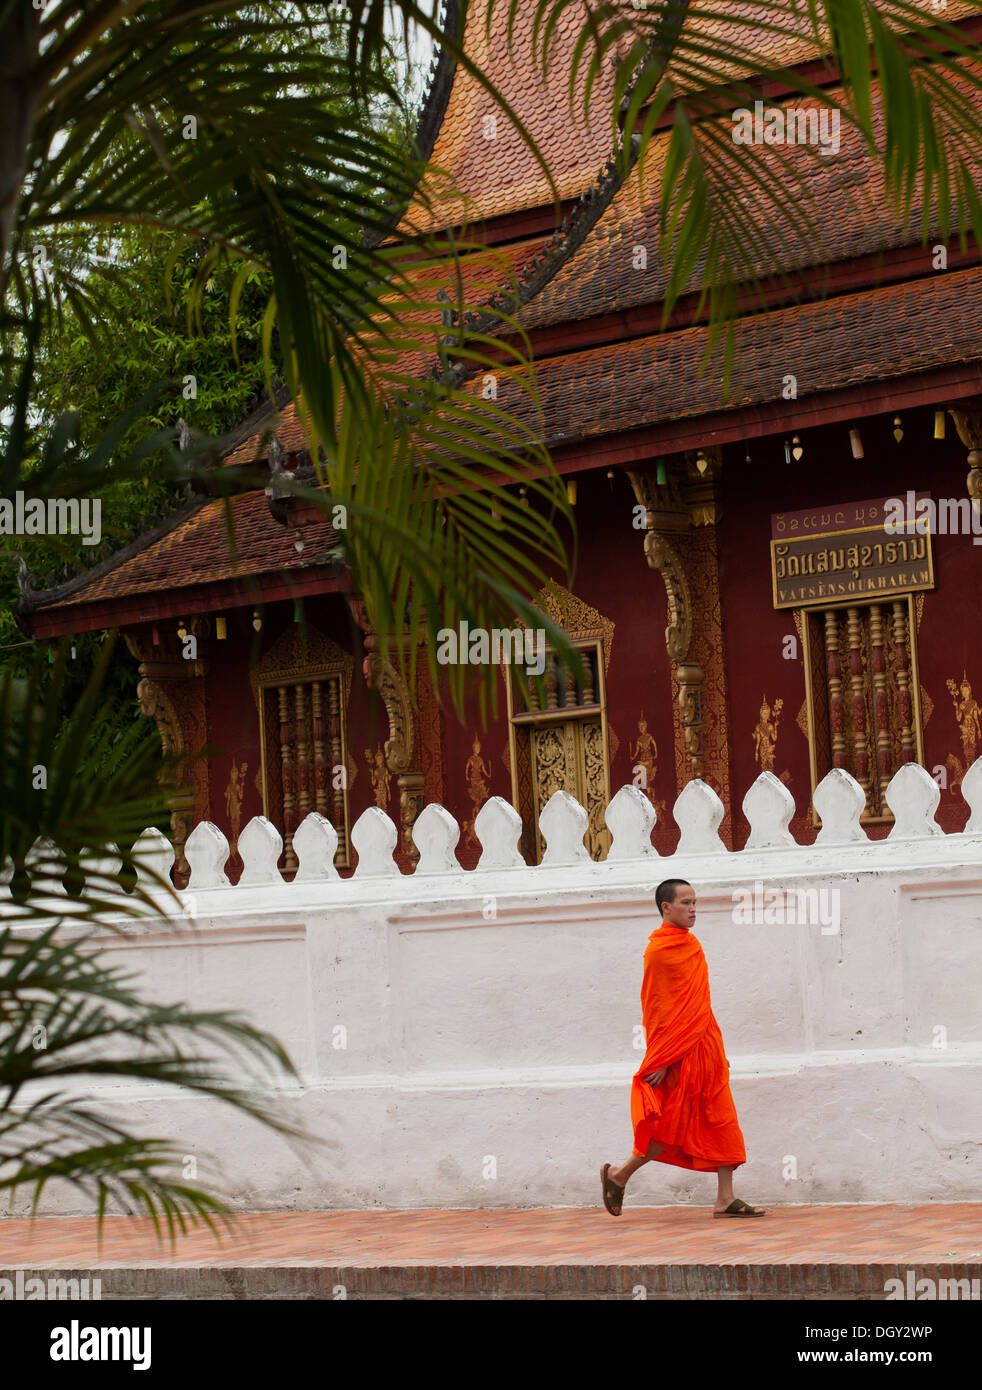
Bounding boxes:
681 444 723 526
627 469 705 780
676 663 705 780
627 471 693 662
347 596 423 866
377 659 415 775
124 630 207 881
949 409 982 509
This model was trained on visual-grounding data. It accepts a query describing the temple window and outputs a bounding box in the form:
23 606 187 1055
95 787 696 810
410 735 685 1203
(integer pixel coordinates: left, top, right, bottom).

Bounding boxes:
250 629 354 872
800 596 925 822
506 639 612 861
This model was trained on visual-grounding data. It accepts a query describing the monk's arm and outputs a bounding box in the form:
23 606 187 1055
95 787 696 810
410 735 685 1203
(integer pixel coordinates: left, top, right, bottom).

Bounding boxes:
642 1062 680 1085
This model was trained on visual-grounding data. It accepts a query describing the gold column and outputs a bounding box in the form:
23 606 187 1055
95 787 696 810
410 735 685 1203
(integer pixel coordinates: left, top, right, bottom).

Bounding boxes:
845 606 871 804
294 682 310 820
123 630 210 883
278 684 298 871
676 663 705 779
824 610 847 769
346 598 426 867
311 679 329 818
868 605 892 806
892 600 916 763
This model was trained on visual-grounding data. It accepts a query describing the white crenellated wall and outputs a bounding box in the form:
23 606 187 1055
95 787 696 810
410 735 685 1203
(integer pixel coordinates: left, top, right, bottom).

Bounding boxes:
4 761 982 1214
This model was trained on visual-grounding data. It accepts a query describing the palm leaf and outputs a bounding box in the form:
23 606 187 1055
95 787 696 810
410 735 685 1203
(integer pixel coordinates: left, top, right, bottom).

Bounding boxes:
1 921 312 1242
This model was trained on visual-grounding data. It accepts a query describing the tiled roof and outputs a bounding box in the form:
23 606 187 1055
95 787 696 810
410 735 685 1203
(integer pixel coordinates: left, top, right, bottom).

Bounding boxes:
518 62 982 334
222 236 546 468
29 490 340 611
228 46 982 468
400 0 982 235
30 263 982 624
27 4 982 623
478 265 982 441
398 0 619 235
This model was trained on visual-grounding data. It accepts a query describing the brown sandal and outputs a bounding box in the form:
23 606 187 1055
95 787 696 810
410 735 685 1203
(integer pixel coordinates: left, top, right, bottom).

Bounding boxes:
713 1197 766 1218
601 1162 625 1217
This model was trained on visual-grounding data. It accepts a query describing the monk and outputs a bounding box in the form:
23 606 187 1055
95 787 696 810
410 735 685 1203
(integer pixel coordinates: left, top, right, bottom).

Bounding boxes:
601 878 765 1218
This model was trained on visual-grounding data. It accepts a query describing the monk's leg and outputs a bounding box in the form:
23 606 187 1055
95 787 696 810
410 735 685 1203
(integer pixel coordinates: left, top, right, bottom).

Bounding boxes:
714 1165 767 1214
714 1165 736 1212
609 1141 661 1189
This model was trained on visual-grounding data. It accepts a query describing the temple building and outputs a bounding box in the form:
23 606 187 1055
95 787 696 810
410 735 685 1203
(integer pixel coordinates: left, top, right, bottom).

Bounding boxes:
16 2 982 878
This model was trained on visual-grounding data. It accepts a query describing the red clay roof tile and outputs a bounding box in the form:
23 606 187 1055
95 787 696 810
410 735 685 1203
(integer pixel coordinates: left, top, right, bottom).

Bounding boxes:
401 0 982 235
32 490 339 610
518 62 982 334
475 265 982 441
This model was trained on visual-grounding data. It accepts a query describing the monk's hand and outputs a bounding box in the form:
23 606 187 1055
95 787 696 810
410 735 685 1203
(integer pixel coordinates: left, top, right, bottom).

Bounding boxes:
644 1067 669 1086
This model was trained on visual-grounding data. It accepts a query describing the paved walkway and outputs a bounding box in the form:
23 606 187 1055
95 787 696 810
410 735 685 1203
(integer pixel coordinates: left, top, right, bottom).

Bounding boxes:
3 1203 981 1298
5 1202 982 1266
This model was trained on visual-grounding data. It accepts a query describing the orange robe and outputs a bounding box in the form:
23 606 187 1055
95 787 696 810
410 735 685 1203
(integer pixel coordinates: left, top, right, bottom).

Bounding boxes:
630 921 746 1171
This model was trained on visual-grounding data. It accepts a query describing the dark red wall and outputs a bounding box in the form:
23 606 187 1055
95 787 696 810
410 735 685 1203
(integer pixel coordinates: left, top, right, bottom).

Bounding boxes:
187 402 978 871
432 466 678 863
203 594 388 879
717 404 979 842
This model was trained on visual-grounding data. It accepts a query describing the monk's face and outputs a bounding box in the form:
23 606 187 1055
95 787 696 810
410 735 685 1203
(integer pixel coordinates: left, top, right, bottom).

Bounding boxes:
663 885 696 929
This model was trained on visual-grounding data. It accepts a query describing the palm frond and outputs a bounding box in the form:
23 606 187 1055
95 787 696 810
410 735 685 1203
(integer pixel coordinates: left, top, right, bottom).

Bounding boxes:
1 920 311 1240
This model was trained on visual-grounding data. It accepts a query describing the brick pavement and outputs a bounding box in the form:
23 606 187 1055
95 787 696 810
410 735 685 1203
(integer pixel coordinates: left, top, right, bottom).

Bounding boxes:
2 1203 981 1299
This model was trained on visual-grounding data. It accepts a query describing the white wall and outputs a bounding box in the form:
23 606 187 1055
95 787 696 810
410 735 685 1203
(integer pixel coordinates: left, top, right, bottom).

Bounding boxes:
4 763 982 1213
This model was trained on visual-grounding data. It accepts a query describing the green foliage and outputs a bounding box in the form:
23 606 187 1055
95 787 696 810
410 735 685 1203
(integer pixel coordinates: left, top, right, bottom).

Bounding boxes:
34 229 271 458
1 1 580 705
0 640 169 903
0 228 273 690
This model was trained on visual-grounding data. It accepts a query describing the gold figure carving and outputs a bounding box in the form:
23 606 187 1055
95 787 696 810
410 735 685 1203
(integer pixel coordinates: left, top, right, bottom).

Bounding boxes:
752 696 784 773
945 672 981 795
463 734 493 849
581 720 613 858
629 712 666 819
225 760 248 852
366 745 390 811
